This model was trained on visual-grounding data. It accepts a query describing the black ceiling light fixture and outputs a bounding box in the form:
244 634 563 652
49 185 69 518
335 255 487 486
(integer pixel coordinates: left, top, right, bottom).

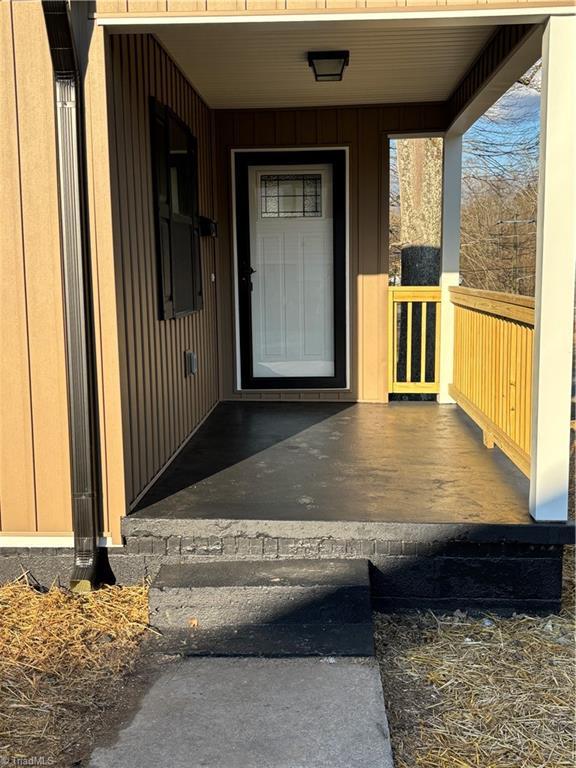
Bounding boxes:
307 50 350 82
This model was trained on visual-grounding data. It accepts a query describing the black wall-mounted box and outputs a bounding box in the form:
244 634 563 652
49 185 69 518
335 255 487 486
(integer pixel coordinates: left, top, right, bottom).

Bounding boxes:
199 216 218 238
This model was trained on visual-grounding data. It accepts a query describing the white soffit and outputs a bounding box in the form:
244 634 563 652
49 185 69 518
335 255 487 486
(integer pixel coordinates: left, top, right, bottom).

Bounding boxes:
153 21 497 109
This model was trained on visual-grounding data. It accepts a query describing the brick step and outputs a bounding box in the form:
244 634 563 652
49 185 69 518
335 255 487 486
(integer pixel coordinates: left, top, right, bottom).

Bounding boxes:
148 559 373 656
116 520 568 614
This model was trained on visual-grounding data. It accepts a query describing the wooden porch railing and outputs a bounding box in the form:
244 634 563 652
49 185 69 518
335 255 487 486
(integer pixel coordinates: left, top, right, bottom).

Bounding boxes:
388 286 442 394
449 287 535 476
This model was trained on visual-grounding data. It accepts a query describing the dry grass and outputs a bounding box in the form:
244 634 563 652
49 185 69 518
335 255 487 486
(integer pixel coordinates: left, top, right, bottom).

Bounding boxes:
1 553 574 767
0 574 150 766
375 548 576 768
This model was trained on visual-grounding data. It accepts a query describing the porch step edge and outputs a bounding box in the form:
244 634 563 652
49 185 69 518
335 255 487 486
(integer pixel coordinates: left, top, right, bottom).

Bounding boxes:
145 623 375 658
152 558 369 589
122 516 575 545
149 585 370 629
148 558 372 632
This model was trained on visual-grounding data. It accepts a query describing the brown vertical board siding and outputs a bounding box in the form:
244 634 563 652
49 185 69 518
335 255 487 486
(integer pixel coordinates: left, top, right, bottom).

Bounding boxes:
215 111 237 400
215 103 445 403
148 36 170 470
137 35 161 476
108 35 219 506
128 35 154 483
296 110 318 145
254 112 276 148
317 109 339 145
275 111 297 146
0 1 72 535
83 23 129 543
111 36 140 502
121 36 146 497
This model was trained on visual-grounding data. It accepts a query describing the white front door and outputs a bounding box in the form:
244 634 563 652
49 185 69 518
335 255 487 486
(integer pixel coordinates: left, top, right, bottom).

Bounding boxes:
248 165 334 379
235 150 347 390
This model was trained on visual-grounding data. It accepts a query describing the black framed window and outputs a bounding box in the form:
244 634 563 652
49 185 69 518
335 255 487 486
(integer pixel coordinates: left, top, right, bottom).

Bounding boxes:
150 99 202 319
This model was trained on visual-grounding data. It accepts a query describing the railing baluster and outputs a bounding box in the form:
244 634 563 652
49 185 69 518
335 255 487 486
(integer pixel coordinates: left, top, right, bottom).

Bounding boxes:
406 302 413 383
420 302 427 383
393 300 398 385
435 302 442 391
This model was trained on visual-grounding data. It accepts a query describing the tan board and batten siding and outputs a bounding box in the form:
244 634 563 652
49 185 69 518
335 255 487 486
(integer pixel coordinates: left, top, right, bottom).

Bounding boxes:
107 34 220 509
0 0 72 537
215 103 447 403
93 0 575 14
0 8 222 542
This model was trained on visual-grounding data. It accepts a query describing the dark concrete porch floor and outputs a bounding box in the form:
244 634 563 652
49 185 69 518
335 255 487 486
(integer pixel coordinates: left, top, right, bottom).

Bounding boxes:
132 402 532 526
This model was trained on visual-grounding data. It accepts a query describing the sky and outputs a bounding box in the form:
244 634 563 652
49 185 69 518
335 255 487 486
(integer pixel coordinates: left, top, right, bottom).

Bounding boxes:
463 73 541 171
467 90 540 136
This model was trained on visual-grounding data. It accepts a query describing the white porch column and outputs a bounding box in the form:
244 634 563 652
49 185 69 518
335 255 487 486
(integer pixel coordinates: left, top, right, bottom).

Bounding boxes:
437 133 463 404
530 15 576 522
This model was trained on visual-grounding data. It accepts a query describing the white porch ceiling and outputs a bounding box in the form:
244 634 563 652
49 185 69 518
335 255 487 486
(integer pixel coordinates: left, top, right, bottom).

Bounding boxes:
154 21 496 109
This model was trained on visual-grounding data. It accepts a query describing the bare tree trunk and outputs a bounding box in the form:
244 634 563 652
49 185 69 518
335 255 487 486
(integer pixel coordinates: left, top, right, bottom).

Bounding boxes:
397 137 443 286
395 138 443 388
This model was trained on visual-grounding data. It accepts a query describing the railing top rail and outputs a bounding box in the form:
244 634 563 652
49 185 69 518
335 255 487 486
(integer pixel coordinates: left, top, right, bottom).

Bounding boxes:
449 286 535 325
450 286 535 309
389 286 442 302
390 286 442 293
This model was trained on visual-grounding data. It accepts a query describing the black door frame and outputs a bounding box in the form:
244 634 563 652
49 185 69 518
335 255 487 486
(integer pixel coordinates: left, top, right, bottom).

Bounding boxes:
234 149 347 390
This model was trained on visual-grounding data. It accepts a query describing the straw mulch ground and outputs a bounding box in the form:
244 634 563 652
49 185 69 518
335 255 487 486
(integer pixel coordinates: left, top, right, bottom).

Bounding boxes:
1 554 573 767
0 575 150 766
374 548 576 768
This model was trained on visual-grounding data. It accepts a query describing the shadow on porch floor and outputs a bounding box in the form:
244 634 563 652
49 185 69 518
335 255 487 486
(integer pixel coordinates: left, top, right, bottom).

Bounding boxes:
131 402 530 526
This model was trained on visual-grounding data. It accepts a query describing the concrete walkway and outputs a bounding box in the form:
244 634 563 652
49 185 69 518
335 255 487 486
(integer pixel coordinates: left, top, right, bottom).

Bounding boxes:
88 657 393 768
